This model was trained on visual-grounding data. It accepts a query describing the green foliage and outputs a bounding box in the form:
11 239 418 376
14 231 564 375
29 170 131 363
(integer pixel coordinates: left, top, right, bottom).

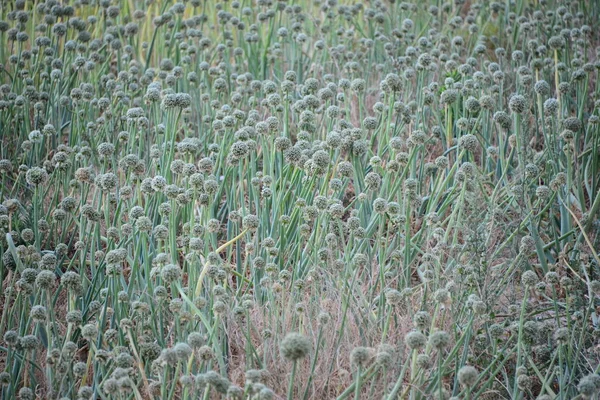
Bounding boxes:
0 0 599 399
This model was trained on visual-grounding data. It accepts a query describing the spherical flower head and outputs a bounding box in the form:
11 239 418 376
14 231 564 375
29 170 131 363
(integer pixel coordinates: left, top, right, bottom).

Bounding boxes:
175 93 192 108
337 161 354 178
350 78 366 92
20 334 39 351
312 150 330 170
18 387 34 400
97 142 115 157
245 369 265 385
429 330 450 350
81 323 98 341
403 178 419 193
274 137 292 152
128 206 145 221
350 346 374 368
177 373 194 389
471 301 487 315
458 134 479 152
2 250 18 274
326 105 340 120
560 129 575 141
542 98 558 116
164 184 181 200
66 310 83 325
187 332 204 348
212 299 227 314
114 352 135 372
517 374 531 391
416 354 430 369
372 198 388 214
61 271 82 294
353 141 368 159
521 270 538 287
136 216 153 232
30 305 47 322
227 385 244 399
486 323 505 340
258 387 275 400
242 214 259 232
28 130 43 143
189 172 205 190
205 370 231 394
534 80 551 96
385 289 402 306
78 385 94 399
21 269 38 285
563 117 582 132
0 371 10 385
553 172 567 187
197 345 214 361
578 374 600 398
263 116 279 133
458 365 478 388
413 311 431 330
283 146 301 165
456 117 469 131
491 111 510 131
432 288 450 304
161 263 182 283
174 342 192 362
478 94 494 110
548 36 565 50
25 167 48 186
524 163 539 179
126 107 144 121
440 89 458 105
3 330 19 346
464 96 481 114
405 331 427 350
139 341 161 363
161 93 178 109
383 201 399 216
280 332 311 361
364 172 381 191
518 234 535 254
230 141 249 159
384 73 402 91
106 248 127 265
317 311 330 326
0 159 13 174
509 94 527 114
363 116 378 130
534 185 551 201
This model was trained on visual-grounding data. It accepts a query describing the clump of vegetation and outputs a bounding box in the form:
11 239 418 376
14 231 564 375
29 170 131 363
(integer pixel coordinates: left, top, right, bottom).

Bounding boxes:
1 0 600 399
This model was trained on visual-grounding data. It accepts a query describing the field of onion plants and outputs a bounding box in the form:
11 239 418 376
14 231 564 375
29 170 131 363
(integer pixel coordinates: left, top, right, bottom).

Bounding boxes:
1 0 600 399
